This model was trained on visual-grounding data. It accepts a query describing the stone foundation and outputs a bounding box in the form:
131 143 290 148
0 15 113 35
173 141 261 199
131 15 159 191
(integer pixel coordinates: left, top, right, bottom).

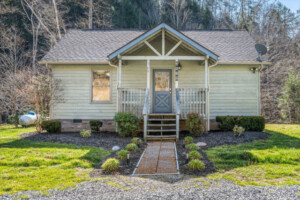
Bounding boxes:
59 119 115 132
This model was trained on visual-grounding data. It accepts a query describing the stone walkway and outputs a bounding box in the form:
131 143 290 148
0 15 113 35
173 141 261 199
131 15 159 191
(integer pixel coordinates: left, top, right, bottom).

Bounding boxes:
133 141 178 175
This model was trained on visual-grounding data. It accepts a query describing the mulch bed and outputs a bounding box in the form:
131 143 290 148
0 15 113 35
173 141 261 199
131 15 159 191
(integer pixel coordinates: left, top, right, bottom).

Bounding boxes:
90 142 146 177
176 130 270 176
21 131 135 149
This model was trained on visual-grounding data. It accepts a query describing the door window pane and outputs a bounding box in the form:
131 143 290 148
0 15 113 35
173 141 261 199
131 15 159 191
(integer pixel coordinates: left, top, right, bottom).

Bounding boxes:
155 72 170 91
92 71 110 101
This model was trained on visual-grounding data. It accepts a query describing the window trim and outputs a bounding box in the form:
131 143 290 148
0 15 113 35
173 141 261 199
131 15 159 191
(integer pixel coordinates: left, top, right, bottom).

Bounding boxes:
91 70 112 103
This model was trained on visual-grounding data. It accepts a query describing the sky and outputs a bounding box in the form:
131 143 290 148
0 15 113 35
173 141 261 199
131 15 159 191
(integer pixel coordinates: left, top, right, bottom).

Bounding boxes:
279 0 300 13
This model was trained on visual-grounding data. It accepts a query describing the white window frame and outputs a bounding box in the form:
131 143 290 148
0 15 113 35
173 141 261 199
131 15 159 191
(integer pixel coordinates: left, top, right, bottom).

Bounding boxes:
91 70 112 103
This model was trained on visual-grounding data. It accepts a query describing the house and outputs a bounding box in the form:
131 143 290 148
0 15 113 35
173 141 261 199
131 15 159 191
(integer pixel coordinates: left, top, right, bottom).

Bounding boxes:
40 23 270 140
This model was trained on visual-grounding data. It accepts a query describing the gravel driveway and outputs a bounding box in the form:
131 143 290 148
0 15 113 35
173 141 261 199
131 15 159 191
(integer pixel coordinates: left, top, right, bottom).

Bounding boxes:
2 176 299 200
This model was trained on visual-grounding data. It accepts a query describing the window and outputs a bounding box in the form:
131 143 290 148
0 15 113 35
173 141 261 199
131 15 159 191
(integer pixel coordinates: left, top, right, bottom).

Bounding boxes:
92 71 110 102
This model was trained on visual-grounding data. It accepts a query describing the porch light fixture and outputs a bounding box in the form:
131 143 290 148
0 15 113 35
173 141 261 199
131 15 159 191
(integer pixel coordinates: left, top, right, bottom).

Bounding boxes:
178 62 182 70
249 67 258 73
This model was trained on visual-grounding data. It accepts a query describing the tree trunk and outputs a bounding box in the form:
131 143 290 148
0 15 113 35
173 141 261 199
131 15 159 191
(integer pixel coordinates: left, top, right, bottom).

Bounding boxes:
52 0 61 39
88 0 93 29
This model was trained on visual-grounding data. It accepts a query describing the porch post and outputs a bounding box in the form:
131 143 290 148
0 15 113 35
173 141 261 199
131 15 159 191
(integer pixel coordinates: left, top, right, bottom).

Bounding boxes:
205 56 210 132
147 59 150 89
175 59 179 140
117 57 122 112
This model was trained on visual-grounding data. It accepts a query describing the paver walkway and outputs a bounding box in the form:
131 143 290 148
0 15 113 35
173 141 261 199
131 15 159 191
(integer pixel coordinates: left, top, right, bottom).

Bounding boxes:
133 141 178 175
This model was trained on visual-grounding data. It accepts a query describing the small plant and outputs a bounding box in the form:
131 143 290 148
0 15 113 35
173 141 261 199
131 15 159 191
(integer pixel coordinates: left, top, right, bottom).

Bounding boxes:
114 112 140 137
188 159 205 170
233 125 245 136
41 120 61 133
101 158 119 171
89 120 103 132
117 150 128 160
184 136 193 144
188 151 202 160
186 143 198 151
80 129 91 138
131 137 142 144
125 143 138 151
186 113 204 136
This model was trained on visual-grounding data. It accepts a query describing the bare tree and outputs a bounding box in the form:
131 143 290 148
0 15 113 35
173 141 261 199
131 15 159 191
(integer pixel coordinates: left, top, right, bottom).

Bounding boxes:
167 0 190 29
88 0 93 29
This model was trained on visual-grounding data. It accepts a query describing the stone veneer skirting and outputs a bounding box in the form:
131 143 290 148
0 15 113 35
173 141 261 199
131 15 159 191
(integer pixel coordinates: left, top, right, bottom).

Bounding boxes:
58 119 219 132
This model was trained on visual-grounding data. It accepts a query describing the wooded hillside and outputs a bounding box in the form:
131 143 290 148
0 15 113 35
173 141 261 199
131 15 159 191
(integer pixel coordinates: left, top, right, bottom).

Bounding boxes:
0 0 299 122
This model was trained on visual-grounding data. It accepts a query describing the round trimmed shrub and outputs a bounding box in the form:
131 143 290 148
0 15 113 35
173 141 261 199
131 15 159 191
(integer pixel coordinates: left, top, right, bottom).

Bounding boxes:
184 136 193 144
188 151 202 160
41 120 61 133
117 150 128 160
188 159 205 170
186 143 198 151
101 158 119 171
125 143 138 151
131 137 142 144
80 129 91 138
89 120 103 132
114 112 140 137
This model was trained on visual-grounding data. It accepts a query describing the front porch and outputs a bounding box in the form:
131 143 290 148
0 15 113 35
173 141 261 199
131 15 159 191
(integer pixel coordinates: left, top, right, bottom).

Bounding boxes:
108 23 218 141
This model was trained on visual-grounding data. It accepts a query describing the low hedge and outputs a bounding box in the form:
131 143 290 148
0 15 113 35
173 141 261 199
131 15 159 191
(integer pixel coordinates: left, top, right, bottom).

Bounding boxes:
41 120 61 133
216 116 265 131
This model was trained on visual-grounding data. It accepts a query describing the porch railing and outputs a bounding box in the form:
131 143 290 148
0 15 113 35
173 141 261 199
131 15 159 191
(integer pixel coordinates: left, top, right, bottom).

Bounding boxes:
118 88 146 118
178 88 206 119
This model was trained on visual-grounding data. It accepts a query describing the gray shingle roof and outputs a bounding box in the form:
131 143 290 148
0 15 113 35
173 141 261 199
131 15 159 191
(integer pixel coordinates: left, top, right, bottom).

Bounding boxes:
41 29 258 63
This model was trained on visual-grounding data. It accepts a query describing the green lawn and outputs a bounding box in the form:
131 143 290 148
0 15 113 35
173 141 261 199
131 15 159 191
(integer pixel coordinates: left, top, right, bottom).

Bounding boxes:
0 124 110 195
206 124 300 186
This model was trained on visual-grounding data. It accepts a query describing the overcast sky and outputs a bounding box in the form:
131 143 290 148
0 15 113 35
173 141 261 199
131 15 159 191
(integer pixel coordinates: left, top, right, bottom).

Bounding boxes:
279 0 300 13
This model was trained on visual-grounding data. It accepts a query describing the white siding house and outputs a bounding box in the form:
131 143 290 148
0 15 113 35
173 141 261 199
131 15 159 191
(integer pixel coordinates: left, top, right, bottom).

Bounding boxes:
40 23 270 139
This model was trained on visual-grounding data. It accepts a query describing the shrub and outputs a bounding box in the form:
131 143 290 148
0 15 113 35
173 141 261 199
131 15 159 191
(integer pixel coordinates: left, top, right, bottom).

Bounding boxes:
80 129 91 138
114 112 140 137
117 150 128 160
186 113 204 136
125 143 138 151
188 159 205 170
233 125 245 136
101 158 119 171
8 114 20 127
188 151 202 160
186 143 198 151
131 137 142 144
41 120 61 133
89 120 103 132
216 116 265 131
184 136 193 144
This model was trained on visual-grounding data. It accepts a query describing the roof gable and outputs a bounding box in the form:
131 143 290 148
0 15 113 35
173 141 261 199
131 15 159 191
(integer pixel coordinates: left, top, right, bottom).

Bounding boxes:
108 23 219 61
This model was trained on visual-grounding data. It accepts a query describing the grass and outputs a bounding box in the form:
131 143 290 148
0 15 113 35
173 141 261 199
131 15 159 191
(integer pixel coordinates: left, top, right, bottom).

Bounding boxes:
206 124 300 186
0 124 110 195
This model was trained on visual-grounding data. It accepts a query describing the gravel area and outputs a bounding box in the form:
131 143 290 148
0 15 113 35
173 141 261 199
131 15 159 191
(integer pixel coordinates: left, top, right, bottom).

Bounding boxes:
1 177 299 200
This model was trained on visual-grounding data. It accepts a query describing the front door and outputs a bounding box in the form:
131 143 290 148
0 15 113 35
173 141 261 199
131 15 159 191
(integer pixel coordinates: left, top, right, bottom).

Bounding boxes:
153 69 172 113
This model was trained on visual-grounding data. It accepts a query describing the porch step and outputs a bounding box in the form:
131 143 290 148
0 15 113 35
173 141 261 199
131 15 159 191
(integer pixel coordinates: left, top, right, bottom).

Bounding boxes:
147 129 176 132
149 113 176 116
148 124 176 127
146 135 177 141
148 119 176 121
